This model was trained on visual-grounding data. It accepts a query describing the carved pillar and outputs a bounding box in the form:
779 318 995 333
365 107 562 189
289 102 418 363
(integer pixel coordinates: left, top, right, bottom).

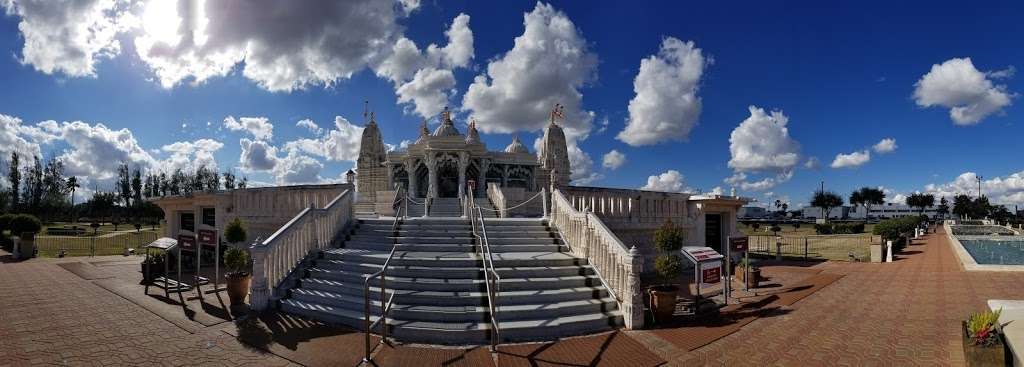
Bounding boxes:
478 159 490 194
426 153 438 199
385 163 394 189
502 165 509 187
406 159 418 198
248 244 269 311
458 152 468 198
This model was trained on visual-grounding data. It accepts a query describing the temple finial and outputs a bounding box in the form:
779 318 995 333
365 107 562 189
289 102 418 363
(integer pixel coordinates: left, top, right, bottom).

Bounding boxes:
363 100 369 122
549 103 565 125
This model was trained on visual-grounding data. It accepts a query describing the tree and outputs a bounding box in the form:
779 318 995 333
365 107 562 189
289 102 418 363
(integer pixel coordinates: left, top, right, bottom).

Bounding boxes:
850 187 885 219
223 171 236 190
131 167 143 208
239 176 248 189
66 176 79 222
991 205 1013 223
811 190 843 221
22 156 43 215
936 197 949 219
158 172 168 197
905 193 935 216
117 162 131 207
224 217 247 244
8 152 20 211
953 194 973 219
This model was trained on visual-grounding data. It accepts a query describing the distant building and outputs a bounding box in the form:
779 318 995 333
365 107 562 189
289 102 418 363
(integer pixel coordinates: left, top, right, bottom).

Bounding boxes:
801 205 851 220
738 206 768 219
848 203 940 219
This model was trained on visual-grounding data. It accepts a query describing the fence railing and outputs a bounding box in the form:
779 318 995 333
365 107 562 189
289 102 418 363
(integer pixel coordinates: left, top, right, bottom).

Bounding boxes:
36 230 160 257
549 189 643 329
748 234 877 261
249 189 354 311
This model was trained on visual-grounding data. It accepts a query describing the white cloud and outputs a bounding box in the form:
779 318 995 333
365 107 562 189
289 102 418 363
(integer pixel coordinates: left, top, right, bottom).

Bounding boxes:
283 116 364 162
224 116 274 140
618 37 708 146
830 150 871 169
2 0 130 77
462 2 596 140
640 170 689 192
374 13 473 118
728 106 800 173
296 119 323 136
159 138 223 172
872 138 897 154
804 156 820 169
134 0 408 91
238 138 277 171
55 121 156 181
723 170 792 191
924 171 1024 206
912 57 1015 125
602 150 626 170
0 114 45 162
272 149 323 185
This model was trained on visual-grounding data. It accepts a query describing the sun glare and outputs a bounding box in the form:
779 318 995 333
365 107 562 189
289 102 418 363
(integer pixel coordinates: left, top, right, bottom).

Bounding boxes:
142 0 182 46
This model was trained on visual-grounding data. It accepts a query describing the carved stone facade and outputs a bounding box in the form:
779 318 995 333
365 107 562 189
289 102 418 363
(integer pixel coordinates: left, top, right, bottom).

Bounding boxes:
355 109 573 204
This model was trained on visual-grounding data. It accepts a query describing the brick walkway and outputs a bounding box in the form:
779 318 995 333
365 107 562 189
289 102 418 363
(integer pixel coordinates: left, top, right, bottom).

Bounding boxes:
2 227 1022 366
636 227 1024 366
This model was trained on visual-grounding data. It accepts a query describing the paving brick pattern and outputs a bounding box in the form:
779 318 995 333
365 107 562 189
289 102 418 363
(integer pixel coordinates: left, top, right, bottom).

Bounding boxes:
641 228 1024 366
0 261 293 367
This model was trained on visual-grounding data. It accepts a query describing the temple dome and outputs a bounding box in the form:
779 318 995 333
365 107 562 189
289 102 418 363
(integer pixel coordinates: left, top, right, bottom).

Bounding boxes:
432 108 462 137
465 120 481 144
504 136 529 154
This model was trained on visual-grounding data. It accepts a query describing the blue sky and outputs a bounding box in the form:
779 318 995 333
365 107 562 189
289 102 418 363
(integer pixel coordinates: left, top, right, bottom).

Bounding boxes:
1 0 1022 208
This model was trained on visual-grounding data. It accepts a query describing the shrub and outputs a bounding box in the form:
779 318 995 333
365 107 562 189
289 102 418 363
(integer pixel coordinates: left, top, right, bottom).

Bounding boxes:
653 220 683 253
750 222 761 230
224 218 247 244
224 247 251 276
654 254 682 285
873 217 921 252
0 213 14 234
967 308 1003 346
9 214 42 237
769 224 781 234
792 222 801 229
814 223 833 235
816 222 866 235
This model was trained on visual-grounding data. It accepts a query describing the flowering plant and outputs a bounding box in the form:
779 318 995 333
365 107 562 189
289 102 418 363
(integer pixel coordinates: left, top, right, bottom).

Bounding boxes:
967 308 1003 346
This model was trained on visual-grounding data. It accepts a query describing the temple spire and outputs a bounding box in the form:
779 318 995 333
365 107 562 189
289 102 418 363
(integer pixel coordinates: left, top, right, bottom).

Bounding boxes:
549 103 565 126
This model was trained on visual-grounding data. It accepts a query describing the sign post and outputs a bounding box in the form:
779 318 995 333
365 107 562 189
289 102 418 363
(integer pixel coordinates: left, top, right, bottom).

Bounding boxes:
198 229 221 294
729 236 749 291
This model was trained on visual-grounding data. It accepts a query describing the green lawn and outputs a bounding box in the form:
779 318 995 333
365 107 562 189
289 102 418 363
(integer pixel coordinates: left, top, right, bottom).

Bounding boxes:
741 224 879 262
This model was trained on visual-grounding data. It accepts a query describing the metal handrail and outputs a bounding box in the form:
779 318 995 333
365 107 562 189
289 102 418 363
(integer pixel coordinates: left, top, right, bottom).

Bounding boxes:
467 186 501 350
363 184 406 363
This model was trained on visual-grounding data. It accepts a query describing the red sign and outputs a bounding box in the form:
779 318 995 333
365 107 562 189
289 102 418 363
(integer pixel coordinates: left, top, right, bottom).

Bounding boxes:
702 266 721 285
730 237 749 253
198 230 217 245
178 235 196 249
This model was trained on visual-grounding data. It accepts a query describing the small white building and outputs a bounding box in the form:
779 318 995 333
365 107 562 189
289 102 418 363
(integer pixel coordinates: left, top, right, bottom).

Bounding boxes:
847 203 940 219
738 206 768 219
801 205 851 220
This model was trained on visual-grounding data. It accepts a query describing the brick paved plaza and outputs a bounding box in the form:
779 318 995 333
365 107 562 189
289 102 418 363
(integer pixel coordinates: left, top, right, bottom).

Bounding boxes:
2 226 1022 366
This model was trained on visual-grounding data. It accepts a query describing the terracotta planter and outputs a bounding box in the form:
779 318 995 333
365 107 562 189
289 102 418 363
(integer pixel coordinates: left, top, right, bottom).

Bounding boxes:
141 261 165 282
649 286 679 323
226 273 251 306
962 321 1008 367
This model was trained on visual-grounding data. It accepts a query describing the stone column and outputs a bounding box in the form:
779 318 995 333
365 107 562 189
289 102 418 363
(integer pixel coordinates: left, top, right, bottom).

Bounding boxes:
502 165 509 187
406 159 418 198
385 163 394 189
478 159 490 195
458 152 468 198
426 153 438 199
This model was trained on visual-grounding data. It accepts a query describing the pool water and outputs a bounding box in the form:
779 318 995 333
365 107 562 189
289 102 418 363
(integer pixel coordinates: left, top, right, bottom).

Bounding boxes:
958 239 1024 265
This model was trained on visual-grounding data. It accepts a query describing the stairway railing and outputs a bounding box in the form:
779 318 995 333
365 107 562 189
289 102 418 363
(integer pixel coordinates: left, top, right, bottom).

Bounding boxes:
248 188 354 311
466 186 501 350
548 188 644 329
363 184 407 363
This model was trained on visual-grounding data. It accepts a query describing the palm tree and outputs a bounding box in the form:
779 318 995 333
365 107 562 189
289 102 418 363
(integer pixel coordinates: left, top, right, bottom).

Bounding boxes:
811 190 844 221
67 176 80 223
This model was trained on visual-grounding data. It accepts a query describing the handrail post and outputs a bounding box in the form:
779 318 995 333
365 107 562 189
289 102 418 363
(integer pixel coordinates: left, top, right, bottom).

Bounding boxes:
542 188 549 219
248 243 269 311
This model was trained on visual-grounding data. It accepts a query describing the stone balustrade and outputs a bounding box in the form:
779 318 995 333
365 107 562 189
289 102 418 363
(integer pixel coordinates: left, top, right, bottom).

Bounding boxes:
248 189 354 311
549 189 643 329
487 183 508 217
562 186 692 227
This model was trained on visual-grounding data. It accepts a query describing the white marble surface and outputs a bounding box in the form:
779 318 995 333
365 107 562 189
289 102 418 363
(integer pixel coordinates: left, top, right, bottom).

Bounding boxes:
989 299 1024 367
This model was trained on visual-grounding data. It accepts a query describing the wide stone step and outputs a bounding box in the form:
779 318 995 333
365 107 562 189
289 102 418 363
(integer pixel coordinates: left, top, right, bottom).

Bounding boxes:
322 249 585 268
306 268 601 292
315 260 596 279
345 236 561 246
299 278 608 306
358 229 557 238
343 242 567 253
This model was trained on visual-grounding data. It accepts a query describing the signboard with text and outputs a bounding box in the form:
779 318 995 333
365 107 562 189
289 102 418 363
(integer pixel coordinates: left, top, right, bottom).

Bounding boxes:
699 261 722 288
178 235 196 250
198 230 217 245
729 236 749 254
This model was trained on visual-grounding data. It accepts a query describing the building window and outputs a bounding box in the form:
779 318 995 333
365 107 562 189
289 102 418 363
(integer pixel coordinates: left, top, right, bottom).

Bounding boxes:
202 208 216 227
180 212 195 232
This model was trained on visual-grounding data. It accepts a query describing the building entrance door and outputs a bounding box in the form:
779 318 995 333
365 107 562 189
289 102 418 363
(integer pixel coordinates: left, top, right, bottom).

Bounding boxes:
437 162 459 198
705 213 723 253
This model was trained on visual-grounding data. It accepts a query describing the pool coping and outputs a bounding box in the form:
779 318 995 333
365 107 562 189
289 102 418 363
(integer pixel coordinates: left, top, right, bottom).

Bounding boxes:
944 223 1024 272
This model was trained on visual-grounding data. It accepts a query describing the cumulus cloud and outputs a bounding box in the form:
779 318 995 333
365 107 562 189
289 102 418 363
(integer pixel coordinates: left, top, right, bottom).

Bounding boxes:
830 150 871 169
804 156 821 169
873 138 897 154
223 116 273 140
283 116 363 162
618 37 708 146
238 138 277 171
728 106 800 173
374 13 474 118
602 150 626 170
54 121 156 181
133 0 413 91
296 119 323 136
0 114 45 162
462 2 596 139
912 57 1015 125
924 171 1024 206
640 170 689 192
2 0 130 77
159 138 223 172
272 149 323 185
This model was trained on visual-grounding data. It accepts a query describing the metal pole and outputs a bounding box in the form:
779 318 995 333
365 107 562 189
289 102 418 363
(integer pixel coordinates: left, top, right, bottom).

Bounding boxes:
724 238 730 306
363 284 371 362
804 237 809 260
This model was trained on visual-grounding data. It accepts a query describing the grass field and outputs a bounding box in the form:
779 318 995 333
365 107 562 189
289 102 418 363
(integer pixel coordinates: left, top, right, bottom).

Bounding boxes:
741 224 878 262
739 223 877 236
1 222 165 257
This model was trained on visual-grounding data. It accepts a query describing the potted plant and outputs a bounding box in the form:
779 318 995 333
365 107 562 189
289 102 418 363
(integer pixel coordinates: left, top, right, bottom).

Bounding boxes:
141 252 166 282
649 220 684 323
735 257 761 288
963 308 1008 366
224 218 250 306
10 214 42 260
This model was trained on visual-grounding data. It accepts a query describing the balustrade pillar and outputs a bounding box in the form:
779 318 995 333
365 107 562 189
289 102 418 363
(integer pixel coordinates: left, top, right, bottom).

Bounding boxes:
627 245 644 329
248 244 270 311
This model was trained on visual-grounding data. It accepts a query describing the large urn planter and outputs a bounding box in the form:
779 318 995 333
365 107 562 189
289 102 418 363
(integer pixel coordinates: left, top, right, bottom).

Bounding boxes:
649 285 679 323
737 267 761 288
226 273 251 306
962 321 1008 367
15 233 37 260
141 257 165 283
